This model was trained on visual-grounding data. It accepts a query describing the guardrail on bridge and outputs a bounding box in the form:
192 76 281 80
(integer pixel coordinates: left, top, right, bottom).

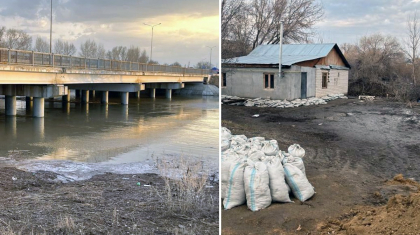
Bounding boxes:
0 48 208 76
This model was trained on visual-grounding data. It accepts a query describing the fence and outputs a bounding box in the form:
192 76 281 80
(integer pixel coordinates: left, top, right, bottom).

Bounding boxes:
0 48 208 76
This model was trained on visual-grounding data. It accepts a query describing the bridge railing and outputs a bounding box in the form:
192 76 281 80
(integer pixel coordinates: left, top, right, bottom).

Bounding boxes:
0 48 209 76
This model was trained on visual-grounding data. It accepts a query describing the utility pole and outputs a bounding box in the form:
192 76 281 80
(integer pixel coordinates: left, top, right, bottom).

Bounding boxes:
143 23 161 63
278 21 284 78
50 0 52 53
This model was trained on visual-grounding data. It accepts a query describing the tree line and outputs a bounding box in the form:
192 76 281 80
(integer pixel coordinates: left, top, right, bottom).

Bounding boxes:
340 13 420 101
0 26 199 68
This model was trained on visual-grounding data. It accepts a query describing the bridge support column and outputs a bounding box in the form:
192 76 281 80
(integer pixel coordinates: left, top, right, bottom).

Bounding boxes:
101 91 109 104
166 89 172 99
150 88 156 98
121 92 129 105
90 90 96 99
62 94 70 103
33 97 45 117
5 95 17 116
135 91 140 98
81 90 89 103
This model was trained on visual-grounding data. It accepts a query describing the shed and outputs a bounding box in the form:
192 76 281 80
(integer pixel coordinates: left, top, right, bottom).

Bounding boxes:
221 43 350 100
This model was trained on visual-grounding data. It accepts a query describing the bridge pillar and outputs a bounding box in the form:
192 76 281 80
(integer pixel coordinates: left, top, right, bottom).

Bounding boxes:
121 92 129 105
33 97 45 117
81 90 89 103
135 91 140 98
5 95 17 116
150 88 156 98
166 89 172 99
101 91 109 104
90 90 96 99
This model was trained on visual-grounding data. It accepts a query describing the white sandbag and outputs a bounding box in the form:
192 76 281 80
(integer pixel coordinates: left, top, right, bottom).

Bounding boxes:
244 161 271 211
265 157 292 203
221 127 232 140
223 161 246 209
288 144 305 158
221 139 230 152
230 135 248 146
283 155 306 176
221 152 243 199
232 143 251 156
247 137 265 143
247 149 266 162
261 140 279 156
283 163 314 202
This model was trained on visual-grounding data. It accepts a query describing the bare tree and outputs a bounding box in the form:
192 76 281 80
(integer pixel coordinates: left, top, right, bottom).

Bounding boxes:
3 29 32 50
343 34 409 96
222 0 323 58
405 12 420 86
0 27 5 47
139 49 149 63
54 39 76 55
107 46 127 61
79 39 105 58
195 60 211 69
34 37 50 53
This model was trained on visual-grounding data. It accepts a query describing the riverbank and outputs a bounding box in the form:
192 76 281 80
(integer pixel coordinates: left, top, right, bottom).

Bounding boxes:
0 166 219 234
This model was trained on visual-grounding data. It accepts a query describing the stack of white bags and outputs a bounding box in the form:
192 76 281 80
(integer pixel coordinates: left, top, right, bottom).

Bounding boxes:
222 127 315 212
221 93 348 108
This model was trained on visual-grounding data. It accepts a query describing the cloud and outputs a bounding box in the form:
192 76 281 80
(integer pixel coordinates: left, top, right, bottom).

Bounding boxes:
0 0 219 66
314 0 420 44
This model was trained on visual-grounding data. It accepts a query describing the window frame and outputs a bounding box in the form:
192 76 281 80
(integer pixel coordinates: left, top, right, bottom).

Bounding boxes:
263 73 275 89
222 72 227 87
322 72 328 89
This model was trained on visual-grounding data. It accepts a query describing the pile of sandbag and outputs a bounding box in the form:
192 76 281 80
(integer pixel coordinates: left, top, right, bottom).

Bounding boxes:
222 127 314 212
221 94 348 108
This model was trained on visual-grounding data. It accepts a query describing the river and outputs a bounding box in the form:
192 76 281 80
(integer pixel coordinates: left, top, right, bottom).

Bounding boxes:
0 93 219 180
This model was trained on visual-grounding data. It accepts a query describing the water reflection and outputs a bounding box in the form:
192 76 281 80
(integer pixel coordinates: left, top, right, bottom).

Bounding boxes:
5 116 16 139
33 118 44 140
0 96 219 170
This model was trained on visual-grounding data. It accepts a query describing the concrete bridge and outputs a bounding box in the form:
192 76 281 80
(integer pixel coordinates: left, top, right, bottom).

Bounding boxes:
0 48 208 117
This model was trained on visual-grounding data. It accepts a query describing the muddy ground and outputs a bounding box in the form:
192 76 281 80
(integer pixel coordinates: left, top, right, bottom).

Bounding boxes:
0 167 219 234
222 98 420 234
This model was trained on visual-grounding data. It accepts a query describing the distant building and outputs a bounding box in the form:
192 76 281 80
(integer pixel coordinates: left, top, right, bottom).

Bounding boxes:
222 43 351 100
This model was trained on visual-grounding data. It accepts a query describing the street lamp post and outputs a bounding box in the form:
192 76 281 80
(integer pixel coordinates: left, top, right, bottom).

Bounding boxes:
206 46 216 71
144 23 161 63
50 0 52 53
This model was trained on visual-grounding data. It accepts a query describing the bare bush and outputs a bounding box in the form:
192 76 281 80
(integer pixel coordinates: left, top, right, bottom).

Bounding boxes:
153 157 216 217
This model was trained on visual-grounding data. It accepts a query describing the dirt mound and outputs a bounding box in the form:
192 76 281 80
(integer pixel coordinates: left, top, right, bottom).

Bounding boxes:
319 175 420 235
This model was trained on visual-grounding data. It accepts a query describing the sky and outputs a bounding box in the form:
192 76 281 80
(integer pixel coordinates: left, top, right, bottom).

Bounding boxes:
0 0 219 67
314 0 420 45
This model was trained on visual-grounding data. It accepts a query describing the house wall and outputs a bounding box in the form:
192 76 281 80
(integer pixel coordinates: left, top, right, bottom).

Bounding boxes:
315 69 349 97
222 66 317 100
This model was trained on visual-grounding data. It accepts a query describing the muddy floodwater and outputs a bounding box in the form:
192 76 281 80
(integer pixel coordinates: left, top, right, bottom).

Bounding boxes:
0 94 219 178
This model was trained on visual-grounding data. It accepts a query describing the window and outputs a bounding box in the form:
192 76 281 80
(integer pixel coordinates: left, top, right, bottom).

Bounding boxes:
322 72 328 89
222 73 227 87
264 73 274 89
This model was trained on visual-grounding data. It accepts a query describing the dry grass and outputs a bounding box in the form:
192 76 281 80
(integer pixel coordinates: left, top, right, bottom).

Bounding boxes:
153 157 217 217
56 215 78 234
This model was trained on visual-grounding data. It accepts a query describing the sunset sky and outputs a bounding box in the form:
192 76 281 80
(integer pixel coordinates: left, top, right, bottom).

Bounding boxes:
0 0 219 67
